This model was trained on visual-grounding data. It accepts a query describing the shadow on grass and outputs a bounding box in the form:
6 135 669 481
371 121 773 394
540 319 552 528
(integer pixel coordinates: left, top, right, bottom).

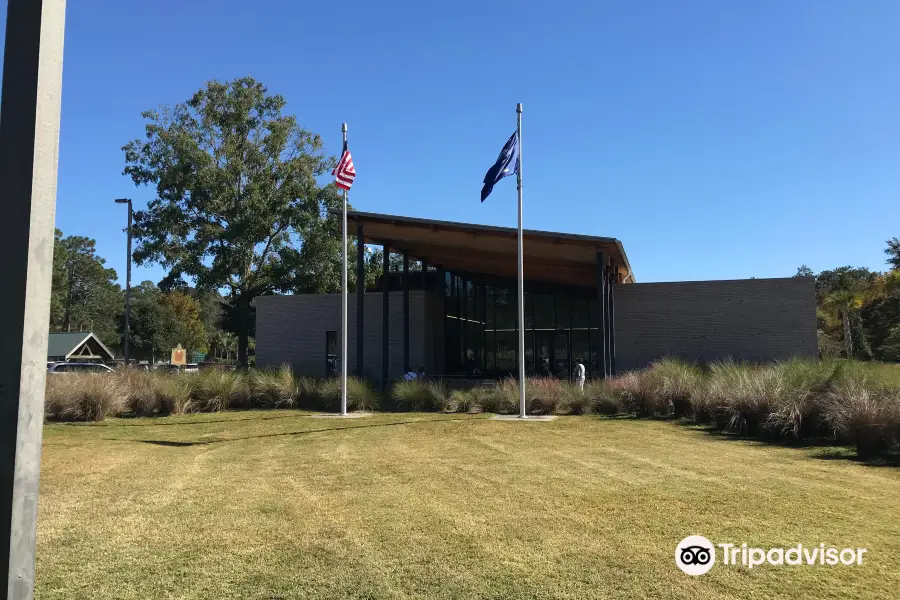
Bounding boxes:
809 450 900 467
57 410 317 428
139 440 210 447
121 416 484 447
669 419 899 467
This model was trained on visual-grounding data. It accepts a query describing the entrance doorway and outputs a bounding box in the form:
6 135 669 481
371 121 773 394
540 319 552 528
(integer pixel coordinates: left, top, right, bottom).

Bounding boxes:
534 331 570 379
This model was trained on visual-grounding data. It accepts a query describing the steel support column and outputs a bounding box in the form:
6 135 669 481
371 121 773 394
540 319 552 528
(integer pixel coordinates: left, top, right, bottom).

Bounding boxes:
356 224 365 377
403 251 410 374
604 265 612 378
382 245 390 389
610 266 619 376
596 252 607 379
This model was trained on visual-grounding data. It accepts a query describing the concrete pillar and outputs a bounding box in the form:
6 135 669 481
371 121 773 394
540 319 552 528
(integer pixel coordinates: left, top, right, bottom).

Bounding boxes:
0 1 66 598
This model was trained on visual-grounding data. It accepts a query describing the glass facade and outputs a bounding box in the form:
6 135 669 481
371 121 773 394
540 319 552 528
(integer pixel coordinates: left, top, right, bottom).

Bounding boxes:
443 272 603 379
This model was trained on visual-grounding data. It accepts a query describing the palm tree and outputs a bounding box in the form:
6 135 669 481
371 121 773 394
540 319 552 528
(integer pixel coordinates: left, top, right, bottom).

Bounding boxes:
823 289 865 358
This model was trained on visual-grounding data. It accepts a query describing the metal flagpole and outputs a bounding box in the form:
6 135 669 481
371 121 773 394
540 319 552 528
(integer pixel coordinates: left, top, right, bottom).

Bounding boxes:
341 122 349 416
516 103 527 419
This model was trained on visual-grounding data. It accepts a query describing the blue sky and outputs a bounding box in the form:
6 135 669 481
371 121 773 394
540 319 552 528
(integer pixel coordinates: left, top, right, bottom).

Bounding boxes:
2 0 899 285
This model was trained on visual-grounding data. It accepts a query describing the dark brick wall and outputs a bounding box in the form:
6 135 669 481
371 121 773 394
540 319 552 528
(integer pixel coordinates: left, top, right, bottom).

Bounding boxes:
614 277 817 372
255 291 425 381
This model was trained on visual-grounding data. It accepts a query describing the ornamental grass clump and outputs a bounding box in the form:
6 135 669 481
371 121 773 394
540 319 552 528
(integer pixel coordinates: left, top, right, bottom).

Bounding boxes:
251 364 299 408
191 369 251 412
45 373 125 421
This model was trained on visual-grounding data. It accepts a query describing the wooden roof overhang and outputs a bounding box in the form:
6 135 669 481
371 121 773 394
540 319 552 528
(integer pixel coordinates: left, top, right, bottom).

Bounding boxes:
339 210 634 287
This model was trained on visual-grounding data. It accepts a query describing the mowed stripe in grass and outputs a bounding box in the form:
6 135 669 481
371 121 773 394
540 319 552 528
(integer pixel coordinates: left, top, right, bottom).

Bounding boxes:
36 412 900 600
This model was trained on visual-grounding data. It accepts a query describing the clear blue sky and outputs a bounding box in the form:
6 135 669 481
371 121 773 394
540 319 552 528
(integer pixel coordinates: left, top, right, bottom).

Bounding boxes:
2 0 899 285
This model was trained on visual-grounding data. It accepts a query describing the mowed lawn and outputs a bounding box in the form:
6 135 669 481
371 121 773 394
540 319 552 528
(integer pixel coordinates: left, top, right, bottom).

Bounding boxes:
36 412 900 600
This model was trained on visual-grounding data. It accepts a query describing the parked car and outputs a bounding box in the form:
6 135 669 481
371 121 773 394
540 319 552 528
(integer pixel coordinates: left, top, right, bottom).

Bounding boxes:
184 363 199 373
47 362 114 374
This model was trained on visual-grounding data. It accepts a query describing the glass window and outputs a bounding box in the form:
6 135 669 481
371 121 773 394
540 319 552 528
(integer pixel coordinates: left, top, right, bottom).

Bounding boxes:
591 298 603 329
326 331 337 375
533 295 554 329
445 315 462 373
467 321 482 374
524 294 534 329
495 331 517 374
572 297 590 329
485 286 495 328
572 330 589 378
524 330 534 375
485 330 495 374
552 332 569 378
555 295 571 331
495 287 516 330
589 328 604 378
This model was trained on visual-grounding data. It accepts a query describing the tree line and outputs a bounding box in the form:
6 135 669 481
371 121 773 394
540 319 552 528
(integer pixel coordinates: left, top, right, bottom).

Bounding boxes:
797 238 900 361
50 229 235 362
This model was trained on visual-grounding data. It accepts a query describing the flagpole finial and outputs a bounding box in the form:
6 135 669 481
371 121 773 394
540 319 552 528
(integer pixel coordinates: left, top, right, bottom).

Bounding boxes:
342 122 348 133
517 103 522 113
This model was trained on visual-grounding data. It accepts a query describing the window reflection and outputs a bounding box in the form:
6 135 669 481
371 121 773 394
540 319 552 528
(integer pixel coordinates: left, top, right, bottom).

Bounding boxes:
442 274 603 380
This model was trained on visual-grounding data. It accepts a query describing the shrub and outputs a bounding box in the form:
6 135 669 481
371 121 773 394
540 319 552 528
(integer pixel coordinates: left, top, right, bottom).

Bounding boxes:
45 373 125 421
294 376 319 409
317 377 379 412
191 369 251 412
763 359 838 439
478 378 518 414
391 379 444 411
824 365 900 457
151 374 193 415
585 380 622 415
562 385 592 415
610 371 660 417
703 361 776 434
446 388 478 413
649 358 703 418
117 369 158 416
251 365 298 408
427 381 454 411
526 377 569 415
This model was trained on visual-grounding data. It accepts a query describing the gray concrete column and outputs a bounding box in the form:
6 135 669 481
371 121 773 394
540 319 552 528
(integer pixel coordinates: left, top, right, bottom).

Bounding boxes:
0 1 67 598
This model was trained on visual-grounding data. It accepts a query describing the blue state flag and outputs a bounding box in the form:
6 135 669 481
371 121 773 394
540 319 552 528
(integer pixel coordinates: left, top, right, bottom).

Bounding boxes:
481 131 520 202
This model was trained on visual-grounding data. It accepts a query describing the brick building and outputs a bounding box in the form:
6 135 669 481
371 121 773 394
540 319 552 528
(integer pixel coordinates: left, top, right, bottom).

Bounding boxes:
256 211 816 382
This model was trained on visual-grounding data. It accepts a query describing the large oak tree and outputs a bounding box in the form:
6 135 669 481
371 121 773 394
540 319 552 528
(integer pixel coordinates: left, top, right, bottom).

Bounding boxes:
123 77 342 365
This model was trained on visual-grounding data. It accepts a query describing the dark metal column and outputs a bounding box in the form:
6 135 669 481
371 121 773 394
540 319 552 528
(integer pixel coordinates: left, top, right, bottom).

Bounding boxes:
356 224 365 377
437 266 446 376
596 252 607 379
403 251 410 374
1 1 66 597
382 245 390 389
610 266 618 376
603 266 612 377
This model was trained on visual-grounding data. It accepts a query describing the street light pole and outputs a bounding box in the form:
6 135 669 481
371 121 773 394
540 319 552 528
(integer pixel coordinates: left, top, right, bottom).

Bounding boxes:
115 198 132 365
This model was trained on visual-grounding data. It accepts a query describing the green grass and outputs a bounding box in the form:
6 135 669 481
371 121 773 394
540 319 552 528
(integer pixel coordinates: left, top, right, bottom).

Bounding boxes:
36 412 900 599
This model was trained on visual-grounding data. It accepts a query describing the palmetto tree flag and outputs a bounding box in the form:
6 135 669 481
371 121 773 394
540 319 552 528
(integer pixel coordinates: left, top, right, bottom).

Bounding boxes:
480 130 520 202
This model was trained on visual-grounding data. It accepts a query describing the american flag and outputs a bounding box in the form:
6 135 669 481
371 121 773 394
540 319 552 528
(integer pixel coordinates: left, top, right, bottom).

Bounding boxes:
333 141 356 190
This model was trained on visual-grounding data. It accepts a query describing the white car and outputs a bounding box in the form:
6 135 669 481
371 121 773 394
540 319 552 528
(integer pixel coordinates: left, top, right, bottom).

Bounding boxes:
47 362 115 374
